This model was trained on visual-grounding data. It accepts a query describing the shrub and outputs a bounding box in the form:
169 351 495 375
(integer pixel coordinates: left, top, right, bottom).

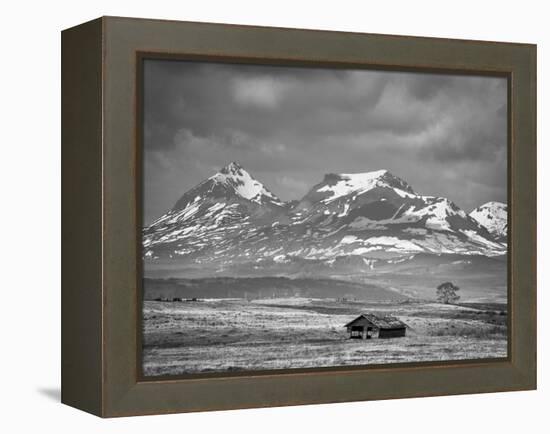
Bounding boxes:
436 282 460 304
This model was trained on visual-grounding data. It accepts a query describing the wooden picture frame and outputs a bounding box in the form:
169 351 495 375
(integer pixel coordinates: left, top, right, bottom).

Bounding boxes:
61 16 536 417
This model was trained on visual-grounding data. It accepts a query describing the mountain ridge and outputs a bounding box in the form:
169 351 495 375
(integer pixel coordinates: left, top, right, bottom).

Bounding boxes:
143 163 507 276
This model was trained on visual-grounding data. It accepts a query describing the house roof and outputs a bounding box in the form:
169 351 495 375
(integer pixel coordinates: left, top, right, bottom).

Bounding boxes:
344 313 407 329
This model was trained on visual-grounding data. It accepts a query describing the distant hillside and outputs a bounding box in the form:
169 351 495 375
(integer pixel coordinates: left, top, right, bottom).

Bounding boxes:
143 276 408 302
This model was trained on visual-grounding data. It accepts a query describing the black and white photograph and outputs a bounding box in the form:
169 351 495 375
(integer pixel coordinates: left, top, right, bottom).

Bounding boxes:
140 59 508 377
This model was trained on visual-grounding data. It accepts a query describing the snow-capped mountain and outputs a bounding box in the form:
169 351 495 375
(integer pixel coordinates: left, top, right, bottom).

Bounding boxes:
297 170 414 209
143 162 286 258
170 161 284 213
469 201 508 242
143 164 507 276
286 169 504 257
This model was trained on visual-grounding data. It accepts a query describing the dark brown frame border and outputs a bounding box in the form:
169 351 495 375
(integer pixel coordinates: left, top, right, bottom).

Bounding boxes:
62 16 536 417
135 52 512 382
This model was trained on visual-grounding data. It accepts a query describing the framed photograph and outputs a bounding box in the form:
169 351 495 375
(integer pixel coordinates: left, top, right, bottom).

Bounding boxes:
61 16 536 417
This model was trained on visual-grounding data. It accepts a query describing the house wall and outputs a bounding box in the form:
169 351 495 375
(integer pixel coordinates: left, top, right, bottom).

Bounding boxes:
378 328 406 338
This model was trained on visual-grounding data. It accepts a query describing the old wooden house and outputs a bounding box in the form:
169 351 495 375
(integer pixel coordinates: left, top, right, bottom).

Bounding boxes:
344 314 407 339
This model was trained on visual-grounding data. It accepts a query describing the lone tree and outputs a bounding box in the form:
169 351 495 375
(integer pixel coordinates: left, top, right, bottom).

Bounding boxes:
436 282 460 304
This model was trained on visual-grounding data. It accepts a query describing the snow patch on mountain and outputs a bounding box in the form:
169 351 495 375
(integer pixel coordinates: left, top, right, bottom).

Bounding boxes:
339 235 423 253
469 201 508 241
318 170 389 202
317 169 414 203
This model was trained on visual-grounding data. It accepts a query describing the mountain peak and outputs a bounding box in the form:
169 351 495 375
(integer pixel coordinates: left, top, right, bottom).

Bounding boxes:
475 201 507 211
168 162 284 214
220 161 244 175
316 169 414 203
323 169 388 183
342 168 389 178
209 162 284 206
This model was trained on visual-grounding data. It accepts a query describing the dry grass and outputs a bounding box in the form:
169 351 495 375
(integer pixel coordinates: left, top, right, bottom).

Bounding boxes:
427 324 507 338
142 298 507 376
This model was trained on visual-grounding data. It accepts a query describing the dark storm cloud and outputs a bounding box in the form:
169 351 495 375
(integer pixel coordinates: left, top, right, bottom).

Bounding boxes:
143 61 391 152
143 59 507 225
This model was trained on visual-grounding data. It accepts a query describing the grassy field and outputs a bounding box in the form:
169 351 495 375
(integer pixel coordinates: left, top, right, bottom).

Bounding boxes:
142 297 507 376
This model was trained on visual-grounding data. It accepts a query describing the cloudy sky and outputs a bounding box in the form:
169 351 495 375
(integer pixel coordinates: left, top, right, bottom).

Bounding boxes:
143 59 507 225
